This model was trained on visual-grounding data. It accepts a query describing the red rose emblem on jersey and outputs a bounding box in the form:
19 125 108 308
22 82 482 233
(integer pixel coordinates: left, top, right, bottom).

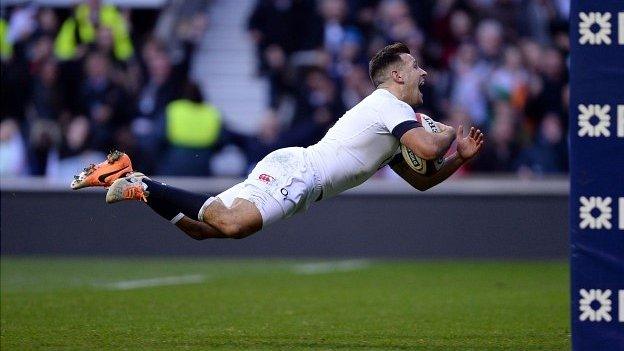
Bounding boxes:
258 173 275 184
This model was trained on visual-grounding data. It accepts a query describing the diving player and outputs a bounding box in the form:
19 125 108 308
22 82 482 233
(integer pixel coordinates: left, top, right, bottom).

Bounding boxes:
71 42 484 239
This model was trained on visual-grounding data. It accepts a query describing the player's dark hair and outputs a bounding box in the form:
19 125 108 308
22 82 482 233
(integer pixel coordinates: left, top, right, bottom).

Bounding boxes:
368 42 410 88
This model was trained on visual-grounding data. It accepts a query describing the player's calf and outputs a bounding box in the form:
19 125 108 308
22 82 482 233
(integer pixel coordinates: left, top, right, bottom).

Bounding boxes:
174 216 228 240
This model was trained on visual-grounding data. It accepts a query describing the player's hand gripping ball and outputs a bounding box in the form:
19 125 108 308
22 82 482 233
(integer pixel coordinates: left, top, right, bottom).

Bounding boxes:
400 113 445 175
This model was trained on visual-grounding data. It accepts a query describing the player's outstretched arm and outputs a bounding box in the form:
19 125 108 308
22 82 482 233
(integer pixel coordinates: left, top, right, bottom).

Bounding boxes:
400 124 456 160
391 125 484 191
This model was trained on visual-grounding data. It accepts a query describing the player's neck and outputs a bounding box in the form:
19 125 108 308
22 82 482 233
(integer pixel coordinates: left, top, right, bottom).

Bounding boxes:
378 84 407 103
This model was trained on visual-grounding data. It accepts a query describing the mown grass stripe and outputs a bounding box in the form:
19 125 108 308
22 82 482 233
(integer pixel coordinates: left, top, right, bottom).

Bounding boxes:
98 274 206 290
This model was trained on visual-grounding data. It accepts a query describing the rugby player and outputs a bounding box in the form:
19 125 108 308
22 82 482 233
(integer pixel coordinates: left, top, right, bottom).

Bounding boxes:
71 43 484 239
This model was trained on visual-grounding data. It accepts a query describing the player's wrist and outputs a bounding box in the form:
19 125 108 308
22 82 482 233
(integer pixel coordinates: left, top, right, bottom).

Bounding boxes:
455 152 469 164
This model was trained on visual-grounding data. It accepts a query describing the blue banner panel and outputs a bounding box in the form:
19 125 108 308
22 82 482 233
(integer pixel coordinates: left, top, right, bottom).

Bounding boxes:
570 1 624 350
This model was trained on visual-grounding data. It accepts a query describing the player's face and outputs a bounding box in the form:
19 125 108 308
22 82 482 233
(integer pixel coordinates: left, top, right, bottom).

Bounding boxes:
400 54 427 106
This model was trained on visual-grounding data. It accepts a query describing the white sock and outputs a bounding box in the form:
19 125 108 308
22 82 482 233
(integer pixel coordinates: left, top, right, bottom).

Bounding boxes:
170 212 185 224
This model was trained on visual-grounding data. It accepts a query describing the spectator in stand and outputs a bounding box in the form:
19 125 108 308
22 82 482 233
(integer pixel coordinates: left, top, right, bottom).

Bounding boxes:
0 15 10 60
50 115 106 181
158 81 223 176
76 51 127 153
54 0 133 62
5 3 38 48
0 3 209 177
25 59 65 175
341 65 374 109
291 67 345 144
384 11 424 55
130 38 190 173
487 45 529 110
314 0 370 88
1 4 47 123
376 0 411 38
35 8 58 38
519 0 563 45
93 26 141 95
248 0 318 108
243 0 570 175
315 0 351 56
449 42 489 127
435 9 473 68
0 38 31 124
0 0 572 177
475 19 503 70
245 67 344 164
531 47 567 125
247 0 314 74
0 118 27 176
332 31 368 84
471 101 521 172
516 112 568 177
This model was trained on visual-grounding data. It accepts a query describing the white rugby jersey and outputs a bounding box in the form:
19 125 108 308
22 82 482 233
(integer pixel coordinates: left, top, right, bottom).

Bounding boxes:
305 88 417 199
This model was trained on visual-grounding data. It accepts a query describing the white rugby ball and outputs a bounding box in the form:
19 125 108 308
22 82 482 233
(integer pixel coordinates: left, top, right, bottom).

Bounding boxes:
400 113 445 175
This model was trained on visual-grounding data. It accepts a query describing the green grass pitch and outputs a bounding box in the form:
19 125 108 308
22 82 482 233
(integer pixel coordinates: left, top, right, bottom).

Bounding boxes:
1 257 569 350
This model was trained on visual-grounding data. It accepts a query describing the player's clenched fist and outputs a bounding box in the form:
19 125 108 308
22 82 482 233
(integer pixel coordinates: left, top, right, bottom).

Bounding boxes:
456 125 484 161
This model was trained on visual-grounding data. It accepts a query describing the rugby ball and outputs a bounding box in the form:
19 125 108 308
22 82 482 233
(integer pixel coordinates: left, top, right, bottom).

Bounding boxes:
400 113 445 175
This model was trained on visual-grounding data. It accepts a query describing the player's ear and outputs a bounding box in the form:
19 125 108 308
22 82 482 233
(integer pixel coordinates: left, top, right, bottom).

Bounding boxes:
390 69 404 84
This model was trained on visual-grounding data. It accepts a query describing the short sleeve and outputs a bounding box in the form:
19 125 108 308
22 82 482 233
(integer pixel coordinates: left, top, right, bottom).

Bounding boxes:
378 99 417 133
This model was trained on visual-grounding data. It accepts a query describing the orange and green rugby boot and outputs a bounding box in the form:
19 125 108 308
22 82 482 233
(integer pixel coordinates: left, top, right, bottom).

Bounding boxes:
105 173 149 204
70 150 134 190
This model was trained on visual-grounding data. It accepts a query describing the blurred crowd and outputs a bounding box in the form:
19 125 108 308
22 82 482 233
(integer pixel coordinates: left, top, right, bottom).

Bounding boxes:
0 0 210 177
1 0 569 179
247 0 570 176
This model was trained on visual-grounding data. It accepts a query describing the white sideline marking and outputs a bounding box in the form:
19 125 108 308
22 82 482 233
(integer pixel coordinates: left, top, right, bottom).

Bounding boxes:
292 260 370 275
99 274 206 290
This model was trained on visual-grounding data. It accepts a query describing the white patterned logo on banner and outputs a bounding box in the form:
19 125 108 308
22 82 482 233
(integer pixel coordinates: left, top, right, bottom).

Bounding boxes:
620 198 624 231
579 196 612 230
579 12 612 45
620 290 624 322
579 289 612 322
578 104 611 137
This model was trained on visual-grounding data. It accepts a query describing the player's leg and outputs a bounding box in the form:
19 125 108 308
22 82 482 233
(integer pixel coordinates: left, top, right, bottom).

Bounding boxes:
70 150 264 239
170 145 313 239
172 198 262 240
106 174 263 239
195 197 263 239
172 216 227 239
